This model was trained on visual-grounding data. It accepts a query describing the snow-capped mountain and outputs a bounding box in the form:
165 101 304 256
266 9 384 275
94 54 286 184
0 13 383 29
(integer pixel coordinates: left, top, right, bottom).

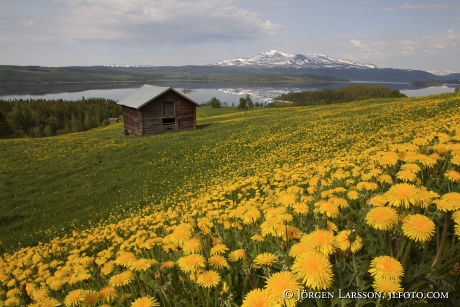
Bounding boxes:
215 50 377 69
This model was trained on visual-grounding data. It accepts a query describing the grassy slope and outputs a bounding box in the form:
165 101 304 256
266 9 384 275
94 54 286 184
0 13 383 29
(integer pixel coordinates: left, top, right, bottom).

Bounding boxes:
1 95 459 251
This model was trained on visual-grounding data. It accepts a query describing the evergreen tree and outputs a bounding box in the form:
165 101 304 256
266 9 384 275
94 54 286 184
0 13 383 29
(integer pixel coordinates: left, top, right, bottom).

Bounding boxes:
206 97 222 108
238 94 254 111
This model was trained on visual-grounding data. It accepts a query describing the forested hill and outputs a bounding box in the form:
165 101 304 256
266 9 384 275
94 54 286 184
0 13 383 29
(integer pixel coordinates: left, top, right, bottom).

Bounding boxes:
0 98 121 138
275 84 406 106
1 64 459 95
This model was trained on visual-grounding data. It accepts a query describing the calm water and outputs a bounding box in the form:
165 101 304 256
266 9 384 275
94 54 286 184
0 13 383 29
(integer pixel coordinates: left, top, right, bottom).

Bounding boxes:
0 83 456 105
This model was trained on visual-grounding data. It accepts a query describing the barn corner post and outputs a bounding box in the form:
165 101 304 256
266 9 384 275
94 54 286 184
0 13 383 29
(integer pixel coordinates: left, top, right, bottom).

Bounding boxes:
117 85 199 136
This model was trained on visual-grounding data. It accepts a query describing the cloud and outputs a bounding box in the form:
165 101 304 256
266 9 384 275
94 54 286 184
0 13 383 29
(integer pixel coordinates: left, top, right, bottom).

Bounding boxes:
379 7 396 12
350 39 366 48
400 2 448 11
48 0 279 44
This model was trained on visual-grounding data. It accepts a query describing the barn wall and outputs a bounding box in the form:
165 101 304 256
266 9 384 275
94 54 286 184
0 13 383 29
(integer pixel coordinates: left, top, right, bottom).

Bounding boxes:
122 106 142 135
141 99 163 135
176 97 196 130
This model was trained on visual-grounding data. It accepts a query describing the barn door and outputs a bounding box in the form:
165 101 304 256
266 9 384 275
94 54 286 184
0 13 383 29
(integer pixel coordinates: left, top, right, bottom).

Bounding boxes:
162 101 175 117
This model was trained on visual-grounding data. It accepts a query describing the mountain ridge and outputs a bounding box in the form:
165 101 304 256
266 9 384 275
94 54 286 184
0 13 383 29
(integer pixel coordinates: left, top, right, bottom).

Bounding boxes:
214 50 377 69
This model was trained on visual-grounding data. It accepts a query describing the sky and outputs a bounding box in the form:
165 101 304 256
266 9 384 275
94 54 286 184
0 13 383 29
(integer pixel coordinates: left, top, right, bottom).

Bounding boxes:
0 0 459 72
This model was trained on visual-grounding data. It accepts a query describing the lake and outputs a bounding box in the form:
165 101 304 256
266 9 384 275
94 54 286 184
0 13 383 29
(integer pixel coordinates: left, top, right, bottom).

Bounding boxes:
0 83 456 105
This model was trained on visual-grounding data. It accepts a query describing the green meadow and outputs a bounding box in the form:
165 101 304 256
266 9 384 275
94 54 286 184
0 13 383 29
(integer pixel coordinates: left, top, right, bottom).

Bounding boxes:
1 94 460 306
0 95 457 252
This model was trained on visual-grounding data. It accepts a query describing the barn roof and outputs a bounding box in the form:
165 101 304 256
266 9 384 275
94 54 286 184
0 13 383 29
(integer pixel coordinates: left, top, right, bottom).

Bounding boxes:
118 84 199 109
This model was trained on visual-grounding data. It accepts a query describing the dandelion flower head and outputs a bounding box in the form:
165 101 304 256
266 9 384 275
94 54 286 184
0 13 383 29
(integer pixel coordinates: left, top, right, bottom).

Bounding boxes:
401 214 435 242
292 251 333 290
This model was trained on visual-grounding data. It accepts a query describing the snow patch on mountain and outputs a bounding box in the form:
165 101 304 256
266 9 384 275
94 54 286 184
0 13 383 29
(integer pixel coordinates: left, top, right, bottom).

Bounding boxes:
215 50 377 69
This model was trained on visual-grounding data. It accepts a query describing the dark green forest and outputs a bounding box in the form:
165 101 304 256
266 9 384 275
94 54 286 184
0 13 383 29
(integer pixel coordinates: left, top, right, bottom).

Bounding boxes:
275 84 406 106
0 99 121 138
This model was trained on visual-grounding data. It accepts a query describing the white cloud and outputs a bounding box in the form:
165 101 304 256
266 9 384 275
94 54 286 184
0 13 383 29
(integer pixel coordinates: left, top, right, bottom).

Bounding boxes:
48 0 279 44
350 39 366 48
271 28 460 71
401 3 448 11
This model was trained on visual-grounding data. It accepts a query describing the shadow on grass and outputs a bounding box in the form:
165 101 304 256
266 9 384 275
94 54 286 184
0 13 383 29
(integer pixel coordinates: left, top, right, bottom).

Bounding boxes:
196 123 212 130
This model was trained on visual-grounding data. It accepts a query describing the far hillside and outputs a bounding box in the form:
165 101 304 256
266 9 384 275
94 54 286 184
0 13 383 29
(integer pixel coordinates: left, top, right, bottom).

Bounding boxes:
274 84 406 106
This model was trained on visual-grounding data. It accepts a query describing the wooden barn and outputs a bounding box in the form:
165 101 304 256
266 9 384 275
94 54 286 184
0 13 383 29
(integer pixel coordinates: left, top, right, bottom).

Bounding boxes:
118 85 199 135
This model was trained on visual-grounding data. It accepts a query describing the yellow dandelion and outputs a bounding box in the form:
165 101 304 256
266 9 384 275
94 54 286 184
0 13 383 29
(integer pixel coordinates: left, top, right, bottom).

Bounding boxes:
413 137 429 146
434 192 460 211
366 207 399 231
334 230 363 253
396 170 417 182
327 220 338 232
452 154 460 166
6 288 21 298
373 277 403 294
453 210 460 224
182 237 202 255
130 258 157 271
242 207 261 224
108 270 134 288
114 251 137 267
210 243 229 255
445 169 460 182
31 288 50 301
4 297 20 307
131 296 160 307
292 251 333 290
278 191 298 206
401 163 421 172
401 214 435 242
368 195 387 207
419 153 440 167
196 270 221 288
374 151 399 166
292 202 309 214
99 286 117 303
301 229 336 256
287 225 302 240
177 254 206 274
253 252 278 268
265 271 302 307
160 261 175 269
100 261 115 276
241 288 271 307
170 223 193 246
289 241 314 258
82 290 99 306
347 190 359 200
29 297 61 307
328 196 349 208
369 256 404 280
64 289 85 307
383 183 421 208
314 200 339 218
356 181 379 191
378 174 393 185
251 234 264 242
208 255 230 270
228 249 247 262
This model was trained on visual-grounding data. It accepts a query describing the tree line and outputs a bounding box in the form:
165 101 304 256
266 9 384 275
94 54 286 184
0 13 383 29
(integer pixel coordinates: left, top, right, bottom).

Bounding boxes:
0 98 121 138
205 95 264 109
274 84 406 106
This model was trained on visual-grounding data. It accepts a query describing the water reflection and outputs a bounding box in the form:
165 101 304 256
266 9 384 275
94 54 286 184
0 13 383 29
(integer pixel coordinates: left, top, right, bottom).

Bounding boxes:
0 84 455 104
